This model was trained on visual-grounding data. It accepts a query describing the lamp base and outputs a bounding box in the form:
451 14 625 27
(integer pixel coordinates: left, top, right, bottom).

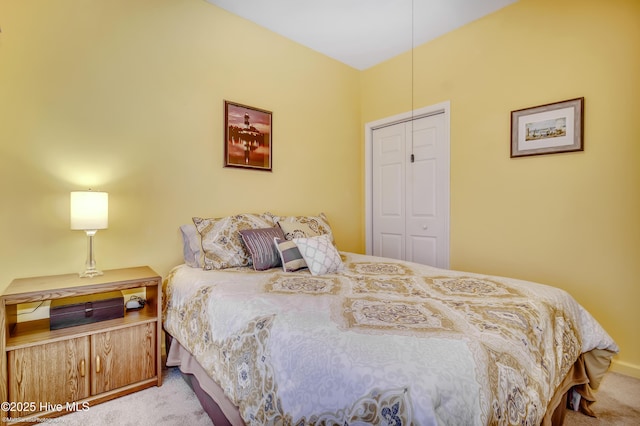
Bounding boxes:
79 268 104 278
78 229 103 278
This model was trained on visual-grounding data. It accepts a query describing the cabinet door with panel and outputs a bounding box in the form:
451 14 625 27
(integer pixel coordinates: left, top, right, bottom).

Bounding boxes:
8 337 90 417
91 323 156 394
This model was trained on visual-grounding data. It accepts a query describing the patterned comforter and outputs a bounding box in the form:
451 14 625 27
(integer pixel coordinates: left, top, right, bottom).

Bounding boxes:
162 252 618 425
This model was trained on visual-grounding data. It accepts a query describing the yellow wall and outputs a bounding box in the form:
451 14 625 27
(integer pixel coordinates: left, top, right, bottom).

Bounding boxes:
0 0 362 289
362 0 640 377
1 0 638 378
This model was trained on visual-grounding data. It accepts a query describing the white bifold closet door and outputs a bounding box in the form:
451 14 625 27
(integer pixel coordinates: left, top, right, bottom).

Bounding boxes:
372 113 449 268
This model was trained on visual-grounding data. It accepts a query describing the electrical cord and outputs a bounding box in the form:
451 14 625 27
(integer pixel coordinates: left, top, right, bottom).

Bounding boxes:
17 301 45 315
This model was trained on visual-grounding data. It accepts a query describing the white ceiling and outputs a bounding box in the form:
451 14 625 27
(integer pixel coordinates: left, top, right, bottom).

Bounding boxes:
205 0 518 70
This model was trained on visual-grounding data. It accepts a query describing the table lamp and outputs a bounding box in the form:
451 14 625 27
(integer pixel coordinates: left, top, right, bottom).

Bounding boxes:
70 190 108 277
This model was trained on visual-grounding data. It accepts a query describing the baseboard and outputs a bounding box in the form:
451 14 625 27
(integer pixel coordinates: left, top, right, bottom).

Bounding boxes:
610 359 640 379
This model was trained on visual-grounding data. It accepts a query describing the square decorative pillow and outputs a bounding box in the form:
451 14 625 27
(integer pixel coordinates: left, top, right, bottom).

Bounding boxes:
180 224 203 268
278 221 319 240
269 212 336 246
293 234 343 276
239 227 285 271
193 213 275 270
274 237 307 272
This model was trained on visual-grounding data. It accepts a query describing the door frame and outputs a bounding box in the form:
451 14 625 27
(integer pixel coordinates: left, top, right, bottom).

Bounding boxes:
364 100 451 265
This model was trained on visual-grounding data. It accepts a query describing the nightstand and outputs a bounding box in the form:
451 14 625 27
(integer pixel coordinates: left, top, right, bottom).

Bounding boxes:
0 266 162 425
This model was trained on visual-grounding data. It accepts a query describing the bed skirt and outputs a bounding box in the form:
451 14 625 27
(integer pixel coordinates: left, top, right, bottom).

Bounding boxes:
166 338 245 426
166 336 614 426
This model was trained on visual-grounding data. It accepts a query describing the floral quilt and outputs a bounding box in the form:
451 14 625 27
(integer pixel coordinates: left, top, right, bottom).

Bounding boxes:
163 252 618 425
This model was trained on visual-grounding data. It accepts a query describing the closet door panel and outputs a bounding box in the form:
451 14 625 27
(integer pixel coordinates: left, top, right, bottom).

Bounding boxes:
406 116 442 265
406 157 438 264
408 235 438 267
373 123 406 260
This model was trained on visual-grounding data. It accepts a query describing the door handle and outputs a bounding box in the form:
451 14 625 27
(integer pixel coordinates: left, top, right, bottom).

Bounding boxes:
95 355 101 374
80 359 85 377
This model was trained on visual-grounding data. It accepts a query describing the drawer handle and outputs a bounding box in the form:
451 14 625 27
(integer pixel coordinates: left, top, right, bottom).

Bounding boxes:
80 359 85 377
96 355 101 374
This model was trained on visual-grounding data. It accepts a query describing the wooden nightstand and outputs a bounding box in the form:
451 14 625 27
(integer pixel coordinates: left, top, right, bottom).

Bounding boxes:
0 266 162 425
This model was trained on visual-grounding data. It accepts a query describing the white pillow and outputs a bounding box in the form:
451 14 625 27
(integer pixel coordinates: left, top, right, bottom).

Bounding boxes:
292 234 343 276
180 224 203 268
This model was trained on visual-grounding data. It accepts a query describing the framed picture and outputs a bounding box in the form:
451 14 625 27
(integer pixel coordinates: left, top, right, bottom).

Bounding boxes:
224 100 273 171
510 97 584 158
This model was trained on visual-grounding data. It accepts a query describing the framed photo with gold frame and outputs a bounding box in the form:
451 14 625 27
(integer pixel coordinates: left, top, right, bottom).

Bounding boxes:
224 100 272 171
510 97 584 158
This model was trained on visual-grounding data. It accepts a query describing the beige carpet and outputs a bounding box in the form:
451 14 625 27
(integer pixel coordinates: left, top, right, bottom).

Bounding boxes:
45 368 639 425
46 367 212 425
564 372 640 426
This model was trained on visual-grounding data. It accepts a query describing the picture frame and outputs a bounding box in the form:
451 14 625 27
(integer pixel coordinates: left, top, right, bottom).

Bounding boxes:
510 97 584 158
224 100 272 171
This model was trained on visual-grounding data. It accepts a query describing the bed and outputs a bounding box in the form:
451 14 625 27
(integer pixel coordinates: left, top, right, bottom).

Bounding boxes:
162 213 618 425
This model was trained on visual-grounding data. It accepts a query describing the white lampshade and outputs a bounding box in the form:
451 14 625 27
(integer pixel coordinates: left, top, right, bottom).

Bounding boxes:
70 191 109 230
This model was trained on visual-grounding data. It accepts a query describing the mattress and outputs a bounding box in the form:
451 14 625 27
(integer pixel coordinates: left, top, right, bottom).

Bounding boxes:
163 252 618 425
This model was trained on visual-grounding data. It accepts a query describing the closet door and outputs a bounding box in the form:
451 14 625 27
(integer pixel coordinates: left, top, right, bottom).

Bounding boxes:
372 113 449 268
406 113 448 266
372 121 406 260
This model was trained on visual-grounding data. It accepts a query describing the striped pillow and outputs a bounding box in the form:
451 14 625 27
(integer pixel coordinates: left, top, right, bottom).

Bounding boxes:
274 237 307 272
239 227 285 271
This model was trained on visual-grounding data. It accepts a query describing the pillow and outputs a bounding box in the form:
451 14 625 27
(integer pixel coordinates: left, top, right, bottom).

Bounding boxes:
239 227 285 271
278 221 319 240
179 224 203 268
293 234 343 276
274 237 307 272
269 212 336 245
193 213 275 270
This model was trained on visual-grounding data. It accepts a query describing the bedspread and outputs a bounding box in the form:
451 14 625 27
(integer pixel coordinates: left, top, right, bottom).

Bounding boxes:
162 252 618 425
